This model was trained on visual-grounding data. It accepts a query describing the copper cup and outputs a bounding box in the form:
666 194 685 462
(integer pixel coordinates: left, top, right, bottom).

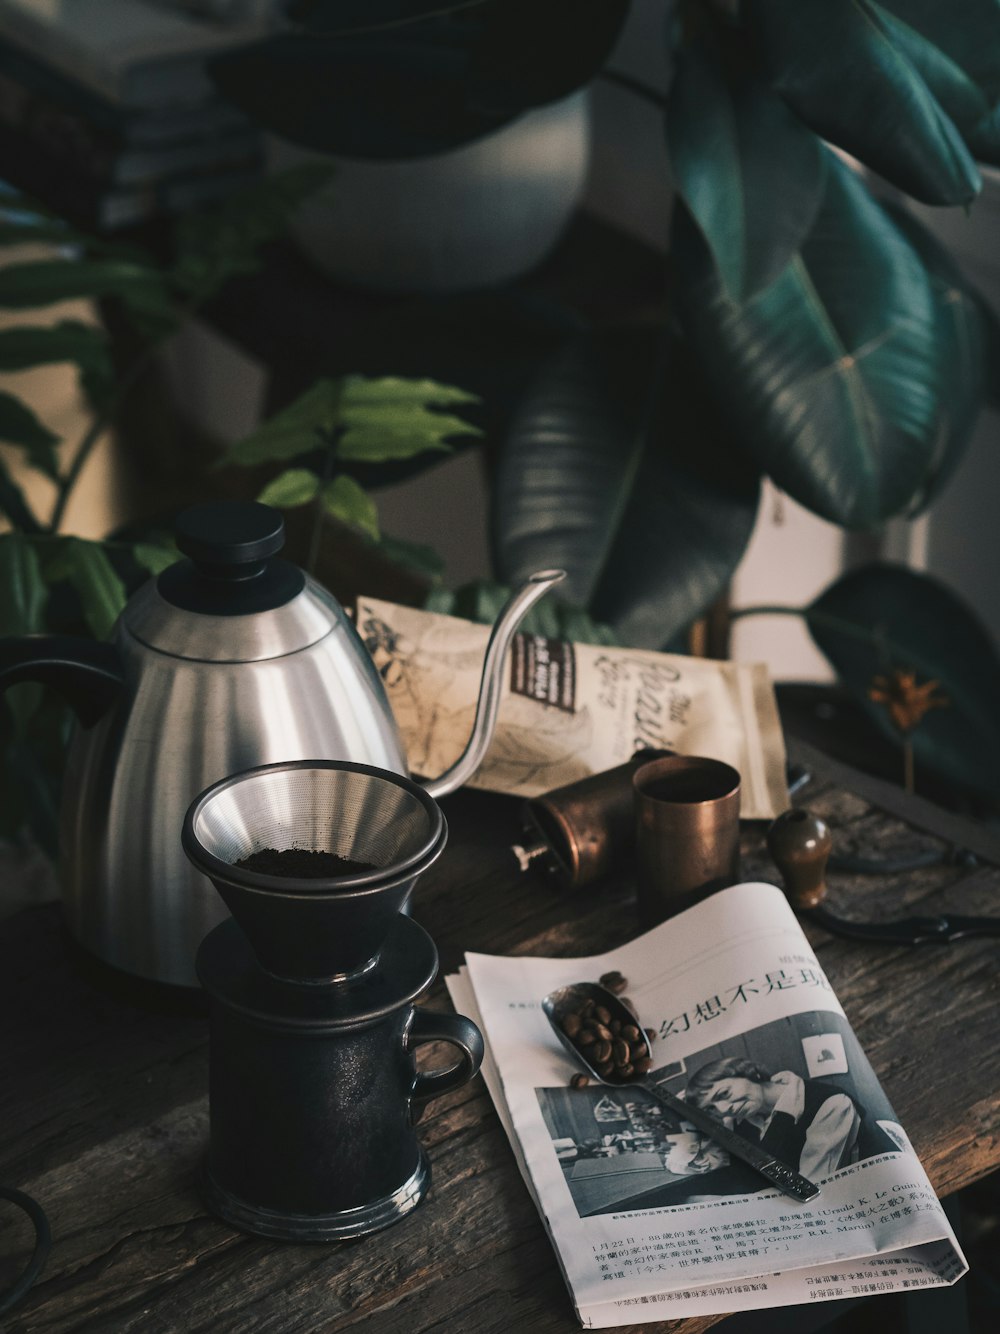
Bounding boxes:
633 755 741 926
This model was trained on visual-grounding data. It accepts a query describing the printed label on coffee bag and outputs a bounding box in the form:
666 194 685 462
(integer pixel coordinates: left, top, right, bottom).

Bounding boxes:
510 633 576 712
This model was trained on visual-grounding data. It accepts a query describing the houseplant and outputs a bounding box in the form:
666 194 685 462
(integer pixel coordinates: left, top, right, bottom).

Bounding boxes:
207 0 1000 803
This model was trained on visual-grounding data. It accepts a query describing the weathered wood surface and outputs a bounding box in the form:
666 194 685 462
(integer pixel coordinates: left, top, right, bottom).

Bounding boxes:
1 737 998 1334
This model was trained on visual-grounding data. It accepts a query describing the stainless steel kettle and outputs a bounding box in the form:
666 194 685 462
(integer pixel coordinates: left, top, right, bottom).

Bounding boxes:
0 502 562 987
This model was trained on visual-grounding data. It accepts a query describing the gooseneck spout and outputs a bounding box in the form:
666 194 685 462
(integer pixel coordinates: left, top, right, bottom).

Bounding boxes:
420 569 566 801
0 636 123 726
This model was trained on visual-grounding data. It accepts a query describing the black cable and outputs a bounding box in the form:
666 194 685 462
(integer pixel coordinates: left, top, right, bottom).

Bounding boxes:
0 1185 51 1317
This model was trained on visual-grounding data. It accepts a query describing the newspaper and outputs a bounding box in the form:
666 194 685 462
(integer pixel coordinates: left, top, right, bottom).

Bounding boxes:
445 883 966 1327
357 598 788 819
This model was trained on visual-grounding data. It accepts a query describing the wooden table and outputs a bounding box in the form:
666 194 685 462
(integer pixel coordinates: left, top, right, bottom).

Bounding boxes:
1 738 999 1334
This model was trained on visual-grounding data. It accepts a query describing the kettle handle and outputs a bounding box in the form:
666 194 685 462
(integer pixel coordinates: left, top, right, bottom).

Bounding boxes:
0 636 123 727
407 1006 485 1114
419 569 566 800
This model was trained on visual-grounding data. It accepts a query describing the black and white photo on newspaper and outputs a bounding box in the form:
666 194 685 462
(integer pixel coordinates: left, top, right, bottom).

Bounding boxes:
446 882 966 1327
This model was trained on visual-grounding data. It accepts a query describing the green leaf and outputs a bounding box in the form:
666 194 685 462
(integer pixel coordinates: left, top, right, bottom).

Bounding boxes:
376 532 445 582
0 532 48 738
257 468 321 508
807 563 1000 799
225 375 481 468
60 539 127 640
338 376 482 461
492 330 760 649
0 320 109 373
131 543 180 578
209 3 627 157
0 531 48 635
673 151 986 527
871 6 993 137
0 390 60 479
751 0 981 205
0 456 42 532
667 45 826 301
882 203 994 510
0 257 174 323
226 379 344 466
321 474 380 540
877 0 1000 102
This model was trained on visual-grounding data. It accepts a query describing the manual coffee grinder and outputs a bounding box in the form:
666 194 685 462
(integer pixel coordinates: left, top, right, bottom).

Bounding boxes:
182 759 484 1241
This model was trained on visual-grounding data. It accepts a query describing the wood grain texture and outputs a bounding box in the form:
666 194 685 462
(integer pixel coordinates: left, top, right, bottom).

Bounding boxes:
0 738 997 1334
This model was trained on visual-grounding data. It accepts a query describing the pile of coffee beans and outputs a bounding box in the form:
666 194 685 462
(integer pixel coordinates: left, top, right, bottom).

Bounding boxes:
561 972 656 1087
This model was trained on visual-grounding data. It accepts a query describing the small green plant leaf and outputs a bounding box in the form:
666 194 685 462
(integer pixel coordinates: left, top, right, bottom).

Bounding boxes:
667 44 826 302
751 0 981 205
0 319 109 372
0 531 48 635
807 563 1000 799
338 376 482 461
257 468 321 508
0 256 174 319
132 543 180 578
225 379 343 466
0 390 60 479
321 474 379 540
0 456 42 532
60 539 127 640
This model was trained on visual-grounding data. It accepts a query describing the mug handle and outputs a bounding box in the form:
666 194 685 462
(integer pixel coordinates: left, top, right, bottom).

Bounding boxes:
407 1007 485 1113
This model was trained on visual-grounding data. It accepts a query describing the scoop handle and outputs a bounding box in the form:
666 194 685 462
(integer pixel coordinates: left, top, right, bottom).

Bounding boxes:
637 1078 821 1203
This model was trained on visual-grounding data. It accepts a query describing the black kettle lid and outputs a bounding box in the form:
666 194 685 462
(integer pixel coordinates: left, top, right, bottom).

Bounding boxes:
158 502 306 615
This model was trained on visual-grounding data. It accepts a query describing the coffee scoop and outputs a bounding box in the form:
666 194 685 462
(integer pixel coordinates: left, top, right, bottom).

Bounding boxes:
768 808 1000 945
542 981 820 1203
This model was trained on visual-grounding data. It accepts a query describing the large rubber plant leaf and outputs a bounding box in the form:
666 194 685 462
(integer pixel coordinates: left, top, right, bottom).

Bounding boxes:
0 456 41 532
209 0 625 157
666 44 826 302
672 151 979 527
807 563 1000 799
877 0 1000 102
492 329 760 648
882 204 995 510
749 0 981 205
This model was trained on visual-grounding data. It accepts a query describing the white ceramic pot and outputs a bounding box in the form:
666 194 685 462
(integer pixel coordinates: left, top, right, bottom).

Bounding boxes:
266 89 591 293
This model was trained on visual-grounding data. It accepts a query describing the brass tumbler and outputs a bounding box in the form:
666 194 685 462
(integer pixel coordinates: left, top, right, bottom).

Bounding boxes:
633 755 741 926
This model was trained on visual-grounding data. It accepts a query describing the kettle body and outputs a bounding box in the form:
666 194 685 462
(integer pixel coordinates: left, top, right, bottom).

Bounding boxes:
0 502 561 987
61 574 406 986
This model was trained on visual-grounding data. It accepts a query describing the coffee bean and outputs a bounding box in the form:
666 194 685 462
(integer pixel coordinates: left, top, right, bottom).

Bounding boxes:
622 1024 641 1042
633 1057 652 1074
592 1024 612 1043
612 1038 630 1065
595 1059 614 1077
644 1027 657 1043
610 1019 621 1035
618 1062 634 1078
570 1072 590 1089
600 971 628 994
578 1028 596 1046
594 1005 611 1026
593 1039 612 1064
562 1013 582 1038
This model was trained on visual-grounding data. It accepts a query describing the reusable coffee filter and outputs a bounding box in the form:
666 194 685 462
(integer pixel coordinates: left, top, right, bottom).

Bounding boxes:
183 760 447 980
188 762 441 883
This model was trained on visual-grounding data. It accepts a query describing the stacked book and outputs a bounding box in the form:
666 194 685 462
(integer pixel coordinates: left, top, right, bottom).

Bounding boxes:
0 0 278 230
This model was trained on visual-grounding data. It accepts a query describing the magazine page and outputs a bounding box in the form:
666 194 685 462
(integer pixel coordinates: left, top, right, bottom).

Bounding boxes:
356 598 787 818
446 883 966 1325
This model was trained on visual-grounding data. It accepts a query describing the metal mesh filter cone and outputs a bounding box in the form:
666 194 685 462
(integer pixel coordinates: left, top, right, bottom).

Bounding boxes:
190 763 439 877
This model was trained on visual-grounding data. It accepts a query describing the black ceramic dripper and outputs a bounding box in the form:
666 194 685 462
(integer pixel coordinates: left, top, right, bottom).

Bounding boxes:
182 759 446 980
182 760 483 1241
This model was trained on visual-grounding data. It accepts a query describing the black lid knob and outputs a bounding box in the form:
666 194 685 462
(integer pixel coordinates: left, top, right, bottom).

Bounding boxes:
158 501 304 615
175 502 285 577
767 808 832 910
